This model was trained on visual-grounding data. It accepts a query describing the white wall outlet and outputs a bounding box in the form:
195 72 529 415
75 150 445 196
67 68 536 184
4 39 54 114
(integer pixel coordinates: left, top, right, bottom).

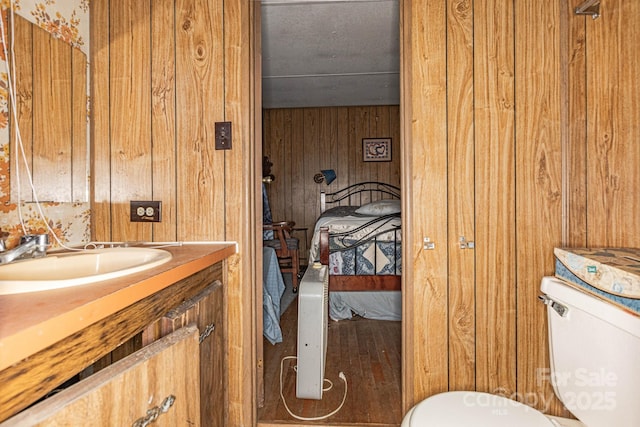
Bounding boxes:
130 201 161 222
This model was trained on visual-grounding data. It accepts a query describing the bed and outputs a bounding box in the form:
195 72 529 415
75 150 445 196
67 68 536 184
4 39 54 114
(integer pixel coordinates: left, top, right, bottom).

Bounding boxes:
308 182 402 321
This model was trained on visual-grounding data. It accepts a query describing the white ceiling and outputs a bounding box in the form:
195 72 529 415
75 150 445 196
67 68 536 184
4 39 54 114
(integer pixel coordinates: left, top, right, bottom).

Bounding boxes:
261 0 400 109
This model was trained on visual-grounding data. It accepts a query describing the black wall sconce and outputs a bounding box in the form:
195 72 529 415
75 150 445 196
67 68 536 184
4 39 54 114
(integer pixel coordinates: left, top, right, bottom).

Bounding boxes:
313 169 337 185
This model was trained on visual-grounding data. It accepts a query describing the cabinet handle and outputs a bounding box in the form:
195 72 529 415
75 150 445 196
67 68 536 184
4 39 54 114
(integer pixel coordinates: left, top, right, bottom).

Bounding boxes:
199 323 216 343
132 394 176 427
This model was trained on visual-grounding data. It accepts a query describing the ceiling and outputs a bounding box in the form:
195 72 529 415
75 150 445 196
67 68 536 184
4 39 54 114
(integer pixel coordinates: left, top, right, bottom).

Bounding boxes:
261 0 400 109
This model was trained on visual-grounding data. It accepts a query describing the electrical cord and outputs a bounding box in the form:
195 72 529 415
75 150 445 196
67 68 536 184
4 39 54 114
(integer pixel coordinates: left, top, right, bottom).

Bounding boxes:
279 355 348 421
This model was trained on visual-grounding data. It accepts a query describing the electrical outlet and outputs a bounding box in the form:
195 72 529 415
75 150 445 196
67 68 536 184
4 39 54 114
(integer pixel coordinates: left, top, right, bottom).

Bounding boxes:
130 201 161 222
215 121 232 150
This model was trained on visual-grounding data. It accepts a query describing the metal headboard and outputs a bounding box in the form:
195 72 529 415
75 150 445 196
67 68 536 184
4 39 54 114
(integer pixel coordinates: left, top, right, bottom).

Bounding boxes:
320 181 400 213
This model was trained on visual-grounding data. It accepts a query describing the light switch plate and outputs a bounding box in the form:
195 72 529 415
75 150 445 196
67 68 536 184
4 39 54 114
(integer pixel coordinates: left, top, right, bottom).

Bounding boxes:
215 121 232 150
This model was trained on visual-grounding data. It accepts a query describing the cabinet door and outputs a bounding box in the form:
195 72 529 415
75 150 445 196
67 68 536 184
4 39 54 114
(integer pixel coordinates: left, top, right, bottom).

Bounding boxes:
143 281 224 427
1 325 200 426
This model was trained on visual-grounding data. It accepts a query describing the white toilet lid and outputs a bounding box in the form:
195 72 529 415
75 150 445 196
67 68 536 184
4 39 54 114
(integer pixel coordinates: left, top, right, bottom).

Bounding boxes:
406 391 555 427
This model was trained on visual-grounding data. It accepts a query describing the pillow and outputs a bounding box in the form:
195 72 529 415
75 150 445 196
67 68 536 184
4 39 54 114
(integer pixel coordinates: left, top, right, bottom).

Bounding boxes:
355 199 401 216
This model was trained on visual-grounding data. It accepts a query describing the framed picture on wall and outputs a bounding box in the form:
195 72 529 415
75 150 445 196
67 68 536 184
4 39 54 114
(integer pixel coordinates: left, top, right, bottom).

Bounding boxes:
363 138 392 162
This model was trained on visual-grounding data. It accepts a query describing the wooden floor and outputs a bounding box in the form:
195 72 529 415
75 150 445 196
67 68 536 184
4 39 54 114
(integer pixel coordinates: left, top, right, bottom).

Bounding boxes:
258 296 402 426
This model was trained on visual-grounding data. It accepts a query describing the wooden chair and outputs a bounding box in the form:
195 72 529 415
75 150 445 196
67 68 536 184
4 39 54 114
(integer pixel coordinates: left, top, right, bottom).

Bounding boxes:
263 221 301 293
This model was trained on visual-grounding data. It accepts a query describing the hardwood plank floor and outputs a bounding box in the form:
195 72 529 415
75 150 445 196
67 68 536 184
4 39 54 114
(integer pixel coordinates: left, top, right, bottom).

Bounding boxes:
258 296 402 425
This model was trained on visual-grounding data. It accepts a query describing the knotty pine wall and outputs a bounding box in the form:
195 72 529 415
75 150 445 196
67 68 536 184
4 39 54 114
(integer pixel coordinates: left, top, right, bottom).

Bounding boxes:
262 105 401 255
581 1 640 247
403 0 640 418
90 1 257 425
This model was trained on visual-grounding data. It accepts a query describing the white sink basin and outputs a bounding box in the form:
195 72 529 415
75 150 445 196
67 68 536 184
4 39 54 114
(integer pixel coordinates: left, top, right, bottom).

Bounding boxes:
0 247 172 295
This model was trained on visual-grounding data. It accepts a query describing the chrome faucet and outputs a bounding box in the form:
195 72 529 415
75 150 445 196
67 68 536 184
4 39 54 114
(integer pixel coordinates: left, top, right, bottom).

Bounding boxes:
0 234 49 265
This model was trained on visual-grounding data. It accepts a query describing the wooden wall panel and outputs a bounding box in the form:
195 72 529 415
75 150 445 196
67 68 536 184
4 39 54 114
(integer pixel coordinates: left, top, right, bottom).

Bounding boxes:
281 109 294 220
389 105 401 187
151 0 178 242
586 0 640 247
319 107 338 198
90 1 256 423
223 1 256 423
446 0 475 392
404 0 569 417
302 108 320 232
372 106 390 185
515 0 565 415
90 0 111 241
565 1 587 247
264 109 285 218
262 105 401 252
336 107 351 192
109 0 153 242
176 0 225 240
404 0 450 405
289 108 305 236
474 0 516 397
352 107 370 198
94 0 228 241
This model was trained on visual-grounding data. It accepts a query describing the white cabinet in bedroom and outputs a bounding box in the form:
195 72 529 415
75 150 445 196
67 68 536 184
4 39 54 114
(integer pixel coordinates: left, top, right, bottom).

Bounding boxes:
1 326 201 426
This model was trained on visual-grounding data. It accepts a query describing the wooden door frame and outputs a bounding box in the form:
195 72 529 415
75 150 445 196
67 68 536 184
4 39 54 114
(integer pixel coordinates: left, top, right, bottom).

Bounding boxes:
251 0 416 421
399 0 412 415
254 0 265 410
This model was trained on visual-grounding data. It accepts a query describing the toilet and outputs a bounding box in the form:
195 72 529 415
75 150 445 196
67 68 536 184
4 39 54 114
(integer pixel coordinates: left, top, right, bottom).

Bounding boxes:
402 276 640 426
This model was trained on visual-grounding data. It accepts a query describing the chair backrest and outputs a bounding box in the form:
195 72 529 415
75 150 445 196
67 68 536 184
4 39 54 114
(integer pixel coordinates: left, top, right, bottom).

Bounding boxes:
262 183 274 240
263 221 295 259
263 220 301 290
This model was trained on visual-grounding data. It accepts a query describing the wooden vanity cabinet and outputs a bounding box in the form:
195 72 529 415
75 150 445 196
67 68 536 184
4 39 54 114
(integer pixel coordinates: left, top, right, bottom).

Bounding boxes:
0 255 230 423
1 325 201 426
143 281 225 427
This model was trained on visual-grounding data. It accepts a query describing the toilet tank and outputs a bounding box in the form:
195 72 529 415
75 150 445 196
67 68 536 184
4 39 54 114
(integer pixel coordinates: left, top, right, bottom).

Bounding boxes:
540 276 640 427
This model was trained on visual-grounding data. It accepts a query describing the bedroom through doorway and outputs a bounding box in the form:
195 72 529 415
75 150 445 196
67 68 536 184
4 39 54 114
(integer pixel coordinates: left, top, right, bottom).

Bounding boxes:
257 0 402 424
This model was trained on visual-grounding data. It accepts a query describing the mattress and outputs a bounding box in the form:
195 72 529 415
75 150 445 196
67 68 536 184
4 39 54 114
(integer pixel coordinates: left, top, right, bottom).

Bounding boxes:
308 206 401 274
329 291 401 321
554 247 640 315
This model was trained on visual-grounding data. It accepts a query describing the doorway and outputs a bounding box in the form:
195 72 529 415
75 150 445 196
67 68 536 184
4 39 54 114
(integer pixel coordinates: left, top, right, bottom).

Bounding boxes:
256 0 403 424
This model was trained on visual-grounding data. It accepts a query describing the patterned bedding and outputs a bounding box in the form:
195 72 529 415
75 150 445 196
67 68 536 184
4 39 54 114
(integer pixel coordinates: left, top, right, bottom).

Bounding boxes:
308 206 402 276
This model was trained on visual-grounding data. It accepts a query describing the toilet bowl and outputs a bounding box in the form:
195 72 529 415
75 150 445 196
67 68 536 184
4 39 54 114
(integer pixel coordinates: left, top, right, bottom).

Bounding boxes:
401 391 555 427
403 276 640 426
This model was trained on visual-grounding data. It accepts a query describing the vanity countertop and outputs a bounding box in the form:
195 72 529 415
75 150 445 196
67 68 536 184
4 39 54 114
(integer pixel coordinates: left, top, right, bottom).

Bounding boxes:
0 242 237 371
